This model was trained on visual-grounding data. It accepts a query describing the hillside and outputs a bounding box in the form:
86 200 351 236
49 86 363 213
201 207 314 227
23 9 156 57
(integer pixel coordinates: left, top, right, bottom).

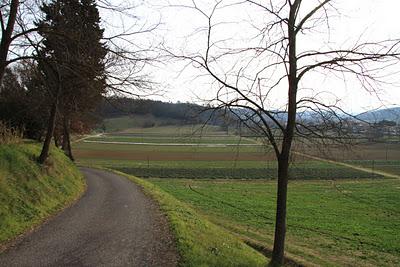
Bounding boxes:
96 97 231 127
0 142 85 246
356 107 400 123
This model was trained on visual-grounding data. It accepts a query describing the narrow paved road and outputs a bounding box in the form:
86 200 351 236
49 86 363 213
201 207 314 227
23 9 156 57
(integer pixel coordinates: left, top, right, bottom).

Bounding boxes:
0 168 178 267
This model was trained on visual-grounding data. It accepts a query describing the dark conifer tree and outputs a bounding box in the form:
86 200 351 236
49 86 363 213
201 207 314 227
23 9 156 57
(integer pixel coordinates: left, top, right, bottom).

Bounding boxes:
37 0 107 163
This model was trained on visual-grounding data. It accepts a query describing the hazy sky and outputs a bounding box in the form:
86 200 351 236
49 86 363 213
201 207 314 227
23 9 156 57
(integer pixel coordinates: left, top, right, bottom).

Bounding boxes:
105 0 400 113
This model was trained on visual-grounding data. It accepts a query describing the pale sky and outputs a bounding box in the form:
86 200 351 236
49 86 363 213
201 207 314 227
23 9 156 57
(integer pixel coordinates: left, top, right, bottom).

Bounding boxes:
103 0 400 114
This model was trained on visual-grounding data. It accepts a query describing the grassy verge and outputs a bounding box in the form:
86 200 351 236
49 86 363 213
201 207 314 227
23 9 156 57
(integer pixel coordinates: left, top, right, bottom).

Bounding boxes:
107 169 268 267
0 142 85 247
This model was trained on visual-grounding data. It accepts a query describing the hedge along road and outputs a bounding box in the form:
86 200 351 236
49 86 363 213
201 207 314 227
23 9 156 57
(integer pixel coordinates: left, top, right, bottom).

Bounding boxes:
0 168 178 267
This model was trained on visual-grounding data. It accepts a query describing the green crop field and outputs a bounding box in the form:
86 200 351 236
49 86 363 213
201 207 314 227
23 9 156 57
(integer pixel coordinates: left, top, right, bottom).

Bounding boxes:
149 178 400 266
346 160 400 176
74 141 267 153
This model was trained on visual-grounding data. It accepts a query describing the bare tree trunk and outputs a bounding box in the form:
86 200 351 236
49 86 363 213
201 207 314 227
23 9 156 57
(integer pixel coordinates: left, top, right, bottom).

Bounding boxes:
271 154 290 265
39 66 61 164
62 123 67 151
0 0 20 84
38 101 58 164
271 4 298 264
62 116 74 161
54 132 59 147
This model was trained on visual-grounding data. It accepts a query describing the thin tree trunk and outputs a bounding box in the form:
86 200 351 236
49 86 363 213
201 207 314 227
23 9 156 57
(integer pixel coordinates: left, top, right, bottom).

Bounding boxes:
38 101 58 164
0 0 20 84
38 65 61 164
62 116 74 161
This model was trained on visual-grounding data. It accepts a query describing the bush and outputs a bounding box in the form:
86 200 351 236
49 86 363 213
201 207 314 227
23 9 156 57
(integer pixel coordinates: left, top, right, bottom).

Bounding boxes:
0 121 23 144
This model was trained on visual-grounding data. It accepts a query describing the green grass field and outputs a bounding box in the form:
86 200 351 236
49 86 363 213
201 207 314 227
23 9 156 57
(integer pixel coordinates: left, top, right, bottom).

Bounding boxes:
100 115 183 132
75 120 400 266
101 117 229 135
149 178 400 266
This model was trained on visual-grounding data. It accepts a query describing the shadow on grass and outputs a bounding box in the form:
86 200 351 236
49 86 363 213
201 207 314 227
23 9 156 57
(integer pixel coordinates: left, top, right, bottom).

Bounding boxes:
244 240 304 267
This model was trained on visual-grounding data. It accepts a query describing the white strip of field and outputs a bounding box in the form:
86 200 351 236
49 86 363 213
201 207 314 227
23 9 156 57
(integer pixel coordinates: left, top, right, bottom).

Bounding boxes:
83 140 263 147
72 133 103 143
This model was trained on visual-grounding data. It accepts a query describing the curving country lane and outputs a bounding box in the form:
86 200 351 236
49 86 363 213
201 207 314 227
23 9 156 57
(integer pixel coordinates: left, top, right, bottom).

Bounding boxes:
0 168 178 267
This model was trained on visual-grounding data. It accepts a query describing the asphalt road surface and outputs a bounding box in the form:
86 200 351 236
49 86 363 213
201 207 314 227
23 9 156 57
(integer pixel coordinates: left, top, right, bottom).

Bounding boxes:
0 167 178 267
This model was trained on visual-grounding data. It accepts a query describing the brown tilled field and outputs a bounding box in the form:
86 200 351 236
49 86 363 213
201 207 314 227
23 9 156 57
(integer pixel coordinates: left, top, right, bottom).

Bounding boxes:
298 142 400 161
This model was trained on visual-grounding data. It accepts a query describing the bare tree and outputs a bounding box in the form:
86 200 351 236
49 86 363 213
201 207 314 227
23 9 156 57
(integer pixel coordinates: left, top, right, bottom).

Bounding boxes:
0 0 19 82
165 0 400 265
101 1 161 99
0 0 42 83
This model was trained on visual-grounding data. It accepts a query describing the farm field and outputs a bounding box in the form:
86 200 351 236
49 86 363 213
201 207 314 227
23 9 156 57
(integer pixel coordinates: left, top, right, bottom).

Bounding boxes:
73 122 391 180
73 127 381 180
301 142 400 161
74 122 400 266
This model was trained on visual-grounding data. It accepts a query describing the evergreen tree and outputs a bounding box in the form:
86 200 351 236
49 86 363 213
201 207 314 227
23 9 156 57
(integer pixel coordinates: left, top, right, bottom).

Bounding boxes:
37 0 107 162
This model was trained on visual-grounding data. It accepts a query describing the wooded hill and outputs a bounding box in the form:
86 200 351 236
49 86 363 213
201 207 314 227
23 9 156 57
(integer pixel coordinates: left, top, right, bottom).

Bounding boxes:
96 97 231 127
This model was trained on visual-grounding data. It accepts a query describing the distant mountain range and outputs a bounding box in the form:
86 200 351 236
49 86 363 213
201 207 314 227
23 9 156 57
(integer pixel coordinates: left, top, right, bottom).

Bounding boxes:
356 107 400 123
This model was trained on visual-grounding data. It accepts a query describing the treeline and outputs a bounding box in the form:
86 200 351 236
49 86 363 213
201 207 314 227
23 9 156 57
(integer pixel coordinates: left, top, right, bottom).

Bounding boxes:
97 97 232 127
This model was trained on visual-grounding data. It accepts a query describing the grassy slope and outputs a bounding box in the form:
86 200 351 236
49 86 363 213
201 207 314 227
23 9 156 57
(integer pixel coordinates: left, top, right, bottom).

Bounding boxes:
0 142 85 245
149 178 400 266
102 115 179 132
109 170 268 267
102 116 227 135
